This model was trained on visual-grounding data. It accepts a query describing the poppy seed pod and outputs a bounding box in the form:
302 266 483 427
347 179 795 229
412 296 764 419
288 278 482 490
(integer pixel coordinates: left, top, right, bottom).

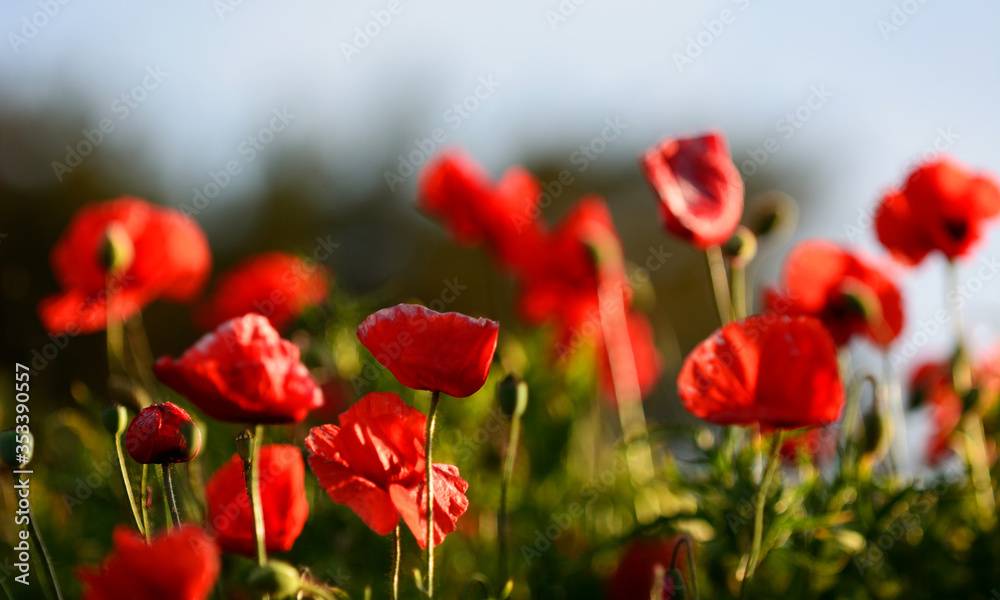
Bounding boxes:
235 428 255 464
125 402 202 464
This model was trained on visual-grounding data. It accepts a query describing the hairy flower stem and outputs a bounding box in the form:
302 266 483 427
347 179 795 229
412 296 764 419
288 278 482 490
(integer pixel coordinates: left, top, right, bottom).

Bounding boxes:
249 424 268 567
424 391 441 598
27 504 64 600
741 430 784 599
498 393 526 593
392 525 401 600
162 464 182 527
705 245 733 326
140 464 151 543
114 434 145 536
669 536 699 600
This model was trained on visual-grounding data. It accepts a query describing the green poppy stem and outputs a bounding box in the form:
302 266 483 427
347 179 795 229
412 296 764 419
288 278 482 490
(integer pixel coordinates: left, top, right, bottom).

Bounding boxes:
140 464 151 543
114 434 145 536
498 390 526 593
392 524 401 600
27 504 64 600
249 424 268 567
741 430 784 599
730 262 747 321
424 391 441 598
705 245 733 326
161 463 182 527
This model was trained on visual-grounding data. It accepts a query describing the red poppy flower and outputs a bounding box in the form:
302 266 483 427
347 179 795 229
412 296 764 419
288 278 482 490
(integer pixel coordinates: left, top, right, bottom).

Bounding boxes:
305 392 469 549
153 313 324 424
77 525 220 600
605 537 688 600
597 311 664 405
39 196 211 335
418 150 546 273
678 314 844 428
125 402 202 464
195 252 330 333
356 304 499 398
640 132 744 249
516 196 632 339
876 158 1000 265
763 240 904 347
204 444 308 556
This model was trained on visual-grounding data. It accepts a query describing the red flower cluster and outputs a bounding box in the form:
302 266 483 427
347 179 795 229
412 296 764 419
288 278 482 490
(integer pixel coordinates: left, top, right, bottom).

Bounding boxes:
418 150 545 273
357 303 499 398
876 158 1000 265
678 315 844 429
419 152 664 403
306 392 469 549
764 240 904 347
205 444 309 556
77 526 220 600
640 132 744 249
154 313 323 424
125 402 202 464
39 196 211 335
195 251 330 333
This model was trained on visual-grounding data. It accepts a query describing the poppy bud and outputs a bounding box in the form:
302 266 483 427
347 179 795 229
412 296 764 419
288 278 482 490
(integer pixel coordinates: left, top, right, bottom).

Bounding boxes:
125 402 202 464
235 428 255 464
497 375 528 419
0 429 32 468
722 225 757 268
859 405 893 477
667 568 688 600
102 403 128 436
99 223 135 274
247 560 301 598
744 191 798 239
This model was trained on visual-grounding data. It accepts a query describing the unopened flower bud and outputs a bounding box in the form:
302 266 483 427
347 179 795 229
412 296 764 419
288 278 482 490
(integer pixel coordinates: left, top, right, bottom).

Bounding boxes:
860 405 893 477
744 191 798 239
125 403 202 464
0 429 33 468
99 223 134 274
235 428 255 464
498 374 528 419
248 560 301 598
102 403 129 436
667 568 688 600
722 225 757 268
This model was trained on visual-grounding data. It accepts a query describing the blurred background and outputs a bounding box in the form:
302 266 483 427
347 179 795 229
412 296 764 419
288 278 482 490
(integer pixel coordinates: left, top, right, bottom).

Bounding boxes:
1 0 1000 581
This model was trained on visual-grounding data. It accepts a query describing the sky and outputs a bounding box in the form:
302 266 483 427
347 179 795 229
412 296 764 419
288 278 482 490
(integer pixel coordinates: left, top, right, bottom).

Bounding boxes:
3 0 1000 439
